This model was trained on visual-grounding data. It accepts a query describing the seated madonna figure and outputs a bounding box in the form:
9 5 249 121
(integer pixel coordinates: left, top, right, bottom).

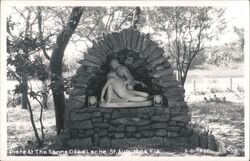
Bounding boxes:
100 58 149 104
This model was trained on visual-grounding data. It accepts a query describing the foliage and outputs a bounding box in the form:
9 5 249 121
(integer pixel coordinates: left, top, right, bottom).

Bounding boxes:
207 26 244 67
148 7 226 85
7 7 53 146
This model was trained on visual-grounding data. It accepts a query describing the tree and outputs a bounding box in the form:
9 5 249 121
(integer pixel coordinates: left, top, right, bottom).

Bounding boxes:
149 7 226 85
7 30 47 147
50 7 84 134
233 26 244 52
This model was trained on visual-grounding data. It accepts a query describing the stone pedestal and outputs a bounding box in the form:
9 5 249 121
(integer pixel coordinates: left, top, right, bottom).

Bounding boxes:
64 105 195 149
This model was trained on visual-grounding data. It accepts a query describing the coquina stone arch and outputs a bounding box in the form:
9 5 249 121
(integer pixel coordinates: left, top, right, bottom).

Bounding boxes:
71 28 185 106
62 28 211 150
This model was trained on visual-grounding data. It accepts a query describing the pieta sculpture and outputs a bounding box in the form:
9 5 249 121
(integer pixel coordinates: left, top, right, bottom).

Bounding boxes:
99 58 153 107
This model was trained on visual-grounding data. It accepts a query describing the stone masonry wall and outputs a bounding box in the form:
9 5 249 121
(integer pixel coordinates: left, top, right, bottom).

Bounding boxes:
63 103 195 149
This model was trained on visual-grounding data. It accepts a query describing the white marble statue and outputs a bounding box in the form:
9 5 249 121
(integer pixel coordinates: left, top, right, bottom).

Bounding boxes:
100 58 149 104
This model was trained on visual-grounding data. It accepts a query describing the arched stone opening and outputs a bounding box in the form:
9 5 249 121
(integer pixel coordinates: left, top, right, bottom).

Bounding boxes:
70 28 185 107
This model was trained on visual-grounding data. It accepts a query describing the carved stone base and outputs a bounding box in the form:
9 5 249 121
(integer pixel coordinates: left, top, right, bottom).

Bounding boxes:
99 100 153 108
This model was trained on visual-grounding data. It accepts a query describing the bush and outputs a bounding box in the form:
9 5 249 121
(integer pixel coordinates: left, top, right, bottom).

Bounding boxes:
7 95 21 108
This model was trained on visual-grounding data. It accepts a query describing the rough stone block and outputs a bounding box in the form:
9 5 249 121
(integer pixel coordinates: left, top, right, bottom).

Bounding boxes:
137 125 151 131
92 112 101 118
103 113 111 119
114 132 125 139
69 88 87 97
164 137 188 147
167 132 179 137
153 68 174 79
108 125 125 132
111 138 138 148
132 132 141 138
151 114 170 122
99 137 110 148
146 47 164 62
141 130 154 137
78 120 93 129
127 119 151 126
168 121 177 126
166 126 181 132
132 30 140 50
111 136 163 148
151 122 167 129
112 32 122 49
167 95 184 101
93 133 99 146
70 112 91 121
136 34 144 52
139 137 163 147
68 138 93 148
78 107 99 113
119 111 139 118
120 29 127 49
99 108 113 113
125 132 132 138
126 28 133 50
142 114 150 119
93 122 109 128
142 42 158 58
179 107 189 115
68 99 85 109
126 126 137 132
155 107 167 114
99 129 108 136
110 118 128 125
63 108 70 121
179 128 192 137
170 107 181 114
92 117 103 123
137 107 151 113
154 129 167 136
168 100 187 107
79 128 94 137
111 110 119 119
171 115 190 123
70 129 78 138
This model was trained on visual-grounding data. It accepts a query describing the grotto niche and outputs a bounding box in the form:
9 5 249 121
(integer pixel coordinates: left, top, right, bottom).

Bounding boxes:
61 28 216 150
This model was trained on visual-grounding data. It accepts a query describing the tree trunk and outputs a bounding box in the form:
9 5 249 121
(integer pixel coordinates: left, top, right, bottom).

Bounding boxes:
50 7 83 134
21 9 31 109
42 80 48 109
132 7 141 29
27 96 42 147
21 75 28 109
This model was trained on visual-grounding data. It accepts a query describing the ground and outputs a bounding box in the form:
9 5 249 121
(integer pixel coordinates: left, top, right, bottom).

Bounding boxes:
6 64 245 157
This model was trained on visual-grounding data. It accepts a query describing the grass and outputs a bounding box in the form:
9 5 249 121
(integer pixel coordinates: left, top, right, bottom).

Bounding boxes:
189 101 244 156
7 101 57 152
